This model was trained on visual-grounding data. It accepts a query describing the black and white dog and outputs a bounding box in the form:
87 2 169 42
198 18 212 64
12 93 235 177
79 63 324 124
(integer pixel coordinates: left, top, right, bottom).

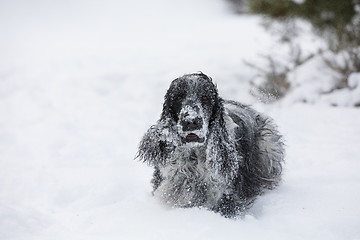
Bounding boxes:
137 73 284 217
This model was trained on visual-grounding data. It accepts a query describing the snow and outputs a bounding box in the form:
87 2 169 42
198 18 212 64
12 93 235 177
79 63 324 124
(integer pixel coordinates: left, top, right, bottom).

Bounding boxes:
284 52 360 107
1 0 359 239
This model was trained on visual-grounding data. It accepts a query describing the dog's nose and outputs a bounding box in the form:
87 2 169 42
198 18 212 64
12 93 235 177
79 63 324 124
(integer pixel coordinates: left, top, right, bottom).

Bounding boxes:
180 117 203 131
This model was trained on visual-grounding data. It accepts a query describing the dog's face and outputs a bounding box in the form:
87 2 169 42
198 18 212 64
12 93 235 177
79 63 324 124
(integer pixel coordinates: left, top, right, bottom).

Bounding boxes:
163 73 219 146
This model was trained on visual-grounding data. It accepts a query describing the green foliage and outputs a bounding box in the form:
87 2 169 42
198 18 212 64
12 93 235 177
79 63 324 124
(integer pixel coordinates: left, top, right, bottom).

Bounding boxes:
249 0 360 51
230 0 360 102
249 0 297 18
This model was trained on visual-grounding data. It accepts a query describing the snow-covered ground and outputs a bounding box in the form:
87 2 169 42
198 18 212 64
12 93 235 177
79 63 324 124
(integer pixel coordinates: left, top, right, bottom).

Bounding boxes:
1 0 359 239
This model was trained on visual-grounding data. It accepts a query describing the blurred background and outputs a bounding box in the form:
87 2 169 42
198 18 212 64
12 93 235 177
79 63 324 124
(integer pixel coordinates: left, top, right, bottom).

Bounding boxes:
0 0 359 239
229 0 360 105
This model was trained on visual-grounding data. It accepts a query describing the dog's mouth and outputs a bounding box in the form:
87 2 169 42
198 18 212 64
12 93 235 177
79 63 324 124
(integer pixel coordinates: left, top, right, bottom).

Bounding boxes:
182 133 205 143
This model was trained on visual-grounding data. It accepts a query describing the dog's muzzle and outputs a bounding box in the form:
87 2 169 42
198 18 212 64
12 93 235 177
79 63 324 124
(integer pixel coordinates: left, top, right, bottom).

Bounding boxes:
180 117 203 132
178 105 206 144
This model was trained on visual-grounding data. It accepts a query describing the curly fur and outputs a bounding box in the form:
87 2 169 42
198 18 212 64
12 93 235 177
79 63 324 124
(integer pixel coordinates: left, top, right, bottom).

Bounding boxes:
137 73 285 218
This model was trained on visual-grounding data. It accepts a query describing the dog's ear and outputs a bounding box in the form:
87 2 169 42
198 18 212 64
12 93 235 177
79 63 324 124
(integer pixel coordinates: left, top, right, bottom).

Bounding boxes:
209 90 226 130
205 88 241 182
137 126 165 166
160 78 185 123
206 119 241 183
136 122 177 166
160 88 173 121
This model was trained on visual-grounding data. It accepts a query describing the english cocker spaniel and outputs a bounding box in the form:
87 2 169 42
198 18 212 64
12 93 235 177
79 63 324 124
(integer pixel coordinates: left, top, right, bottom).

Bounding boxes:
137 73 284 218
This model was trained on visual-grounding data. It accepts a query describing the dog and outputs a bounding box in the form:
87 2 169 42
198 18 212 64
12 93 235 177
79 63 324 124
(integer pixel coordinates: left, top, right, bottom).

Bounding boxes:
137 73 284 217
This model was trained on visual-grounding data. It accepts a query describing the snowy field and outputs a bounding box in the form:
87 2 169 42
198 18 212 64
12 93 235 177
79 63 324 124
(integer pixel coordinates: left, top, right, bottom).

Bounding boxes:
1 0 360 239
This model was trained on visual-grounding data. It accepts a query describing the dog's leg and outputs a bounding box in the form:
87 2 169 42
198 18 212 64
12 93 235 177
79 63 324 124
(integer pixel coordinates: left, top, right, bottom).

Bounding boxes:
212 194 244 218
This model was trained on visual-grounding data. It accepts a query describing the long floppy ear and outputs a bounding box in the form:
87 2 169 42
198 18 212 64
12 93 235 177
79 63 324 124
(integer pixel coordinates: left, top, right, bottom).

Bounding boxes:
160 77 185 123
160 87 173 121
206 97 242 183
136 120 179 167
138 77 183 166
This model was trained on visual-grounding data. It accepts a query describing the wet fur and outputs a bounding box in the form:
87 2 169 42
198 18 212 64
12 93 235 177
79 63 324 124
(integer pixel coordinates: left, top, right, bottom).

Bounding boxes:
137 73 285 217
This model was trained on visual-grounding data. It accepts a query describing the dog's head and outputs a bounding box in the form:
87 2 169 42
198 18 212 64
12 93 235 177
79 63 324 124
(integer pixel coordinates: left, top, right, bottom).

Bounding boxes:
161 73 223 146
